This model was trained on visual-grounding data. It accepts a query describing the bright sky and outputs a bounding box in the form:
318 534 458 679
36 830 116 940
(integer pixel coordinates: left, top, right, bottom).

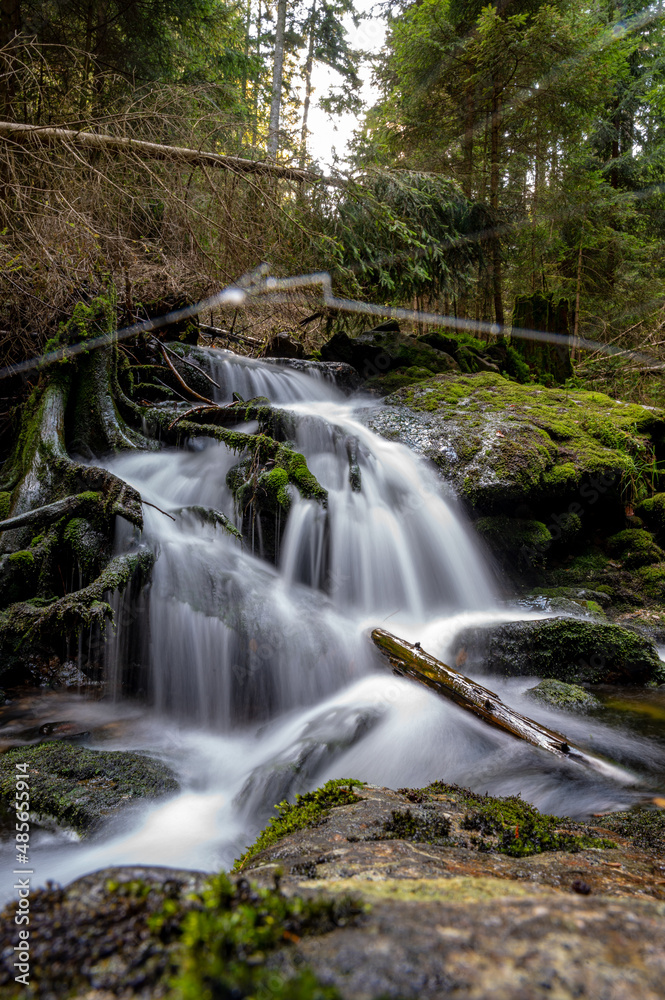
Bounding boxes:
303 4 386 169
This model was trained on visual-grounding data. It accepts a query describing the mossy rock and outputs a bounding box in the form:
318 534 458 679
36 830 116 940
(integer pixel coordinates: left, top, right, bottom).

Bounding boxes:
637 492 665 535
0 742 178 835
365 366 436 394
524 679 601 713
234 779 364 871
607 529 665 568
367 372 665 517
319 328 459 379
451 618 665 685
475 515 552 570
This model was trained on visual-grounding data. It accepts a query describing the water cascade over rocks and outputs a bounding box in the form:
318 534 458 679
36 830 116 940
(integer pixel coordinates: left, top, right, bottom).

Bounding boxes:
12 350 664 891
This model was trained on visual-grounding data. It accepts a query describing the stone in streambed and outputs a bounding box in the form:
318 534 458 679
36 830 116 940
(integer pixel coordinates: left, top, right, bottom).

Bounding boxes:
0 741 178 836
525 678 602 712
451 618 665 685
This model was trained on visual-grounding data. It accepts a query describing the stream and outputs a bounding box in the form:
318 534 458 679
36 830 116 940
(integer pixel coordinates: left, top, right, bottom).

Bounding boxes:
2 350 665 897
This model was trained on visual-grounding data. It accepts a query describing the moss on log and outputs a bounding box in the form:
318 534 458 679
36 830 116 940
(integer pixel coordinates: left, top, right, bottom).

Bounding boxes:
371 628 628 781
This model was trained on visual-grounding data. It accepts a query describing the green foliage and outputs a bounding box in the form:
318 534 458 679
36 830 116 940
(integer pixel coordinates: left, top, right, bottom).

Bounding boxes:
233 779 364 871
333 170 491 304
170 872 357 1000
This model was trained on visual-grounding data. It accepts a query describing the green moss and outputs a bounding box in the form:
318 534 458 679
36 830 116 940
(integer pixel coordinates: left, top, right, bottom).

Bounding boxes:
525 679 601 713
475 515 551 552
638 492 665 533
379 808 451 844
44 293 116 360
635 562 665 598
385 372 665 508
366 366 435 394
233 779 364 872
0 742 178 835
423 782 615 858
607 529 665 568
596 808 665 853
0 491 10 520
0 549 153 649
171 872 356 1000
7 549 35 570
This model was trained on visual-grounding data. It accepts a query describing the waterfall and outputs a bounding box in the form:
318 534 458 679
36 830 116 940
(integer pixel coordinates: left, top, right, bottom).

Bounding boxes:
104 352 494 726
13 349 657 896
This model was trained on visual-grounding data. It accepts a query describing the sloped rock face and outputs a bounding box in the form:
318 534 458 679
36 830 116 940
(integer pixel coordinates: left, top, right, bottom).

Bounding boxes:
3 783 664 999
366 372 665 519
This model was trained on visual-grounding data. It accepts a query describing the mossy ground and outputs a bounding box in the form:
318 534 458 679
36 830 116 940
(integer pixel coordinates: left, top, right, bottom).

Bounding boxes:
596 808 665 853
0 742 178 835
171 873 359 1000
233 780 365 872
413 782 616 858
0 868 359 999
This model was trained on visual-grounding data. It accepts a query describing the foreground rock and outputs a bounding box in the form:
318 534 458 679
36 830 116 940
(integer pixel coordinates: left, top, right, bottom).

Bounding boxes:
3 782 664 999
451 617 665 685
0 742 178 835
366 372 665 518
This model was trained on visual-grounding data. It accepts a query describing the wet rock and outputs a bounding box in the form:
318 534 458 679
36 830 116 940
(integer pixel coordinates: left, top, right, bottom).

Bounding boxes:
475 515 552 572
319 327 459 380
2 784 664 999
366 372 665 518
263 357 363 392
0 742 178 835
525 679 602 713
263 331 305 358
450 618 665 685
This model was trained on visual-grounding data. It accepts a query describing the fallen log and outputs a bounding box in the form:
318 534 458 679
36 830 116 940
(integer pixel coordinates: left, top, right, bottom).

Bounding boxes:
0 121 344 186
371 628 631 781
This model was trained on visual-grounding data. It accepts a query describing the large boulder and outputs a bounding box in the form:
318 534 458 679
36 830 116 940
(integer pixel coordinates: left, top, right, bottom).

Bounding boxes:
3 783 665 1000
366 372 665 518
0 742 179 835
320 324 459 380
451 618 665 685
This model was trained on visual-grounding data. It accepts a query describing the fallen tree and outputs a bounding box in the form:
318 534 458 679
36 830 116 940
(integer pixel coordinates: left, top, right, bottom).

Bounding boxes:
371 628 631 781
0 120 343 186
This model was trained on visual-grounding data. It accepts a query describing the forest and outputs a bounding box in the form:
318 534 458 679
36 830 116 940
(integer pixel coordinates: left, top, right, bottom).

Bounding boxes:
1 1 665 998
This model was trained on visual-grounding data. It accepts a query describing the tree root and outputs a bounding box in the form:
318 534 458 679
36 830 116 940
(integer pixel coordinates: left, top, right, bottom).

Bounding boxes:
1 549 154 651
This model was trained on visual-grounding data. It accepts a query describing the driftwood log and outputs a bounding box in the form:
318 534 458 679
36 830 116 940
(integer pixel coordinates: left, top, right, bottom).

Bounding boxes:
371 628 630 781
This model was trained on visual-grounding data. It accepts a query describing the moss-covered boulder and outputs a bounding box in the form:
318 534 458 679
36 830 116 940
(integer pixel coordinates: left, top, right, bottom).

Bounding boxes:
366 372 665 517
524 679 602 713
607 528 665 568
451 618 665 685
637 492 665 536
0 742 178 835
320 327 459 379
475 515 552 571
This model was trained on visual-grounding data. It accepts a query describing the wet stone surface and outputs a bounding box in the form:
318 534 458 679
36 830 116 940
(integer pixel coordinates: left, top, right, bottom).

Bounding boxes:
2 784 663 998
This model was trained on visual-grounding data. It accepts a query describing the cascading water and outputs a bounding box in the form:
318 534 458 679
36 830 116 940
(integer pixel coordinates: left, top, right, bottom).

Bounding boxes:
5 348 665 896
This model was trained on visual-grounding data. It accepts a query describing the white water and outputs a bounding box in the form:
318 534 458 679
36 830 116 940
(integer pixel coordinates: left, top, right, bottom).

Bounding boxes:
4 349 663 896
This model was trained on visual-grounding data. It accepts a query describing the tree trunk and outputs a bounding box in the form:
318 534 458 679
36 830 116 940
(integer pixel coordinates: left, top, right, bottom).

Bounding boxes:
490 79 503 328
299 0 317 169
267 0 287 160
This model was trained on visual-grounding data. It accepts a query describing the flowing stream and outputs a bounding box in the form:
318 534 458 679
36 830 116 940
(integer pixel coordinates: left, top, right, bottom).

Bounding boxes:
3 350 665 895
